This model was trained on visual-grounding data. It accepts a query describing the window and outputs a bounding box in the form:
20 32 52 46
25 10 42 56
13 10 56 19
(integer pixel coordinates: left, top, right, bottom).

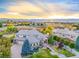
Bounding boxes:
31 43 39 47
31 43 35 47
32 43 34 46
36 43 39 46
19 34 23 37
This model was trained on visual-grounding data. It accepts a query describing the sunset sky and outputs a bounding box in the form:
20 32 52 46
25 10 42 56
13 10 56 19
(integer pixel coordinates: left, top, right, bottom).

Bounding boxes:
0 0 79 19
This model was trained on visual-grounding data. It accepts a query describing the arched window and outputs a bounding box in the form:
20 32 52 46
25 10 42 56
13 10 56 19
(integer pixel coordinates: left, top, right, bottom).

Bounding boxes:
19 34 23 37
31 42 39 47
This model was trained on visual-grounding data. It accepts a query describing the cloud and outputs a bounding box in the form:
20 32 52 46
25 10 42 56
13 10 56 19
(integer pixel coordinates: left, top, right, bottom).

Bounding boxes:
0 0 79 18
7 2 45 16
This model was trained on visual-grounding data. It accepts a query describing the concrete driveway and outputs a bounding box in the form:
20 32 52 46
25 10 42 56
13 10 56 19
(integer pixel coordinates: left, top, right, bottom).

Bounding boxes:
11 44 22 58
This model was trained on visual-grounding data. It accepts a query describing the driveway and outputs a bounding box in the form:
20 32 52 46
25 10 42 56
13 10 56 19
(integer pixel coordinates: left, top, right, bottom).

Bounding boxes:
11 44 22 58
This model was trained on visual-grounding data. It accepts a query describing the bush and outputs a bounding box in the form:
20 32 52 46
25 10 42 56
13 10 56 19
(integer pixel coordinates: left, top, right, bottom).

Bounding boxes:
0 23 2 28
61 49 75 57
48 36 55 44
0 37 12 57
69 43 75 49
55 36 60 41
6 26 17 33
0 32 4 37
63 39 69 45
53 36 57 40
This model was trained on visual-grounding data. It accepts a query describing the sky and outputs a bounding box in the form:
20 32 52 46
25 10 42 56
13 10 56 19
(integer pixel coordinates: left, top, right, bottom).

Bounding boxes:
0 0 79 19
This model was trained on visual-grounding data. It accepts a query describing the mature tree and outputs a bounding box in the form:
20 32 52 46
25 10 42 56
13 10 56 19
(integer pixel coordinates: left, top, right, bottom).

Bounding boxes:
41 25 53 35
0 37 11 57
21 39 31 56
6 25 17 33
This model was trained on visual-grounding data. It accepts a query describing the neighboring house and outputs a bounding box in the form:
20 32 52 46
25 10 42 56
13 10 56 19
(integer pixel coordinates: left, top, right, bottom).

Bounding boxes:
14 29 48 56
74 30 79 34
53 28 79 41
53 28 79 50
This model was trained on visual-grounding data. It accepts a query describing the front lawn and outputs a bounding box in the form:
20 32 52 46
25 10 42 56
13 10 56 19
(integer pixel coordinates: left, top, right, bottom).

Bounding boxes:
53 46 75 57
31 48 59 58
60 49 75 57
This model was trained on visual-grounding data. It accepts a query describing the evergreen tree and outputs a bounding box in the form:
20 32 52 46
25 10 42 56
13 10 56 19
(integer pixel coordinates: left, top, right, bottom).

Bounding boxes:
21 39 31 56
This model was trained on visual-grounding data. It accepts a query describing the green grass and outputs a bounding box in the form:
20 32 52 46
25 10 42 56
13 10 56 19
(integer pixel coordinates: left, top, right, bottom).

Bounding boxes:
31 48 59 58
60 49 75 57
53 46 75 57
0 31 5 35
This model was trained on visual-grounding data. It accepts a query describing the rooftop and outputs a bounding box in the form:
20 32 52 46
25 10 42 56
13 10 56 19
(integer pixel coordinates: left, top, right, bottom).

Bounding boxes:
16 29 48 44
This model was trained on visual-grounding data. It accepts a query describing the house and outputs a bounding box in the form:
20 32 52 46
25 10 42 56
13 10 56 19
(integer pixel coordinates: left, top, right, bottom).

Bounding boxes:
74 30 79 33
53 28 79 50
53 28 79 41
14 29 48 56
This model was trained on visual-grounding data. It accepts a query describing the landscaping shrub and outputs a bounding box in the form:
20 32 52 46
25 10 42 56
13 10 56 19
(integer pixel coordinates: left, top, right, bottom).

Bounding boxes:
69 43 75 49
60 49 75 57
63 39 70 46
55 36 60 41
53 36 57 40
48 36 55 44
0 37 12 58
